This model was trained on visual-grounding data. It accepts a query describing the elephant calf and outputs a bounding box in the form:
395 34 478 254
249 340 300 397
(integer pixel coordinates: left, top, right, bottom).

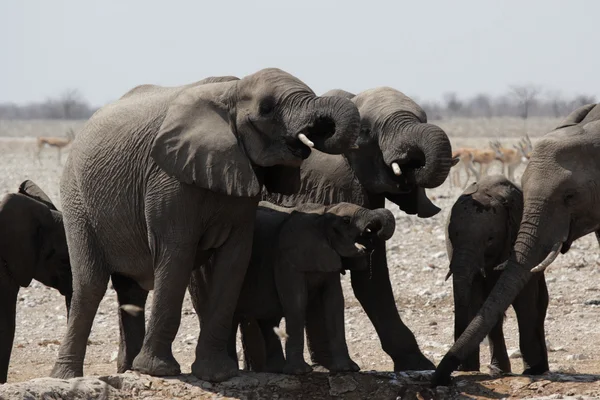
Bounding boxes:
0 181 71 383
230 201 396 375
445 175 549 374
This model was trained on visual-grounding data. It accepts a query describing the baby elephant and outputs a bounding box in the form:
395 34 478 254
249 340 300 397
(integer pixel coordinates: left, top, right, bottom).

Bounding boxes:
232 201 396 375
0 181 72 383
445 175 549 375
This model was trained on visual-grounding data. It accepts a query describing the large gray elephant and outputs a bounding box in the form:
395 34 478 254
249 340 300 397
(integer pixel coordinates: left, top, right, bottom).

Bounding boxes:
254 87 454 371
229 202 395 375
50 68 360 382
434 103 600 385
0 181 71 383
446 175 548 374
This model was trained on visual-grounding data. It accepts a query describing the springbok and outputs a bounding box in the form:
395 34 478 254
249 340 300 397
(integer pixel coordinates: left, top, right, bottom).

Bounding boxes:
36 128 75 165
450 147 497 188
489 135 533 182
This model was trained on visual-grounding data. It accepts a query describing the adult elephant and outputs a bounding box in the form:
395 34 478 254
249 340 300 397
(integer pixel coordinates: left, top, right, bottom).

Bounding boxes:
259 87 454 371
434 103 600 385
50 68 360 382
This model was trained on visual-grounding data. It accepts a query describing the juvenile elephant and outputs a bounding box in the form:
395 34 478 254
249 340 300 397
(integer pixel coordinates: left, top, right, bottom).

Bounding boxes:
435 103 600 385
445 175 548 374
51 68 360 382
229 202 395 374
0 180 71 383
257 87 454 371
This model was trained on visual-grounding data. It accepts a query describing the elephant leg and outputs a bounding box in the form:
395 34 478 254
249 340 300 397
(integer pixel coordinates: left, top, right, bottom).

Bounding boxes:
0 278 19 384
111 273 148 373
487 315 511 373
322 276 359 373
350 242 434 371
458 279 483 372
512 274 549 375
258 317 285 373
132 245 197 377
51 229 110 379
191 227 253 382
305 290 333 369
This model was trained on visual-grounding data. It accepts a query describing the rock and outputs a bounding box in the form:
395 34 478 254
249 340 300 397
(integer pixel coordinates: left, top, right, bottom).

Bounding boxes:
0 377 117 399
566 353 590 361
328 375 358 396
267 375 301 390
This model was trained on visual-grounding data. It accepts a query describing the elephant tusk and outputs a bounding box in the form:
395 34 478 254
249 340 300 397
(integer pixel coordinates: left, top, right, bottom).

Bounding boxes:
298 133 314 148
120 304 144 316
391 162 402 176
445 270 452 281
480 268 487 278
355 242 366 251
531 242 563 273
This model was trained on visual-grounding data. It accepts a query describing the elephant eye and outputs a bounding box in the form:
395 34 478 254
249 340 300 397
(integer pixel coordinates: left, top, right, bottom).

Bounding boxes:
564 191 577 205
258 96 276 116
342 216 351 225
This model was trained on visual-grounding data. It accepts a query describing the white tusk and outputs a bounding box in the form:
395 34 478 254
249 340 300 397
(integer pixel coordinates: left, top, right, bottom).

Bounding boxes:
298 133 314 148
366 228 372 233
120 304 144 316
355 242 366 251
391 162 402 176
531 242 563 273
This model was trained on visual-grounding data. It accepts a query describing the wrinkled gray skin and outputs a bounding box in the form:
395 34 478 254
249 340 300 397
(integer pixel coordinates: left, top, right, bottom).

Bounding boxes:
51 68 360 383
225 202 395 375
434 103 600 385
0 180 71 383
257 87 454 371
446 175 548 374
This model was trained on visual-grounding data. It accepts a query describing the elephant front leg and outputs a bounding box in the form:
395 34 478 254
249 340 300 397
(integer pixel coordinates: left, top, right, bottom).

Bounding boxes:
132 245 197 377
111 273 148 373
487 316 511 373
0 279 19 384
322 276 359 373
191 227 253 382
512 275 549 375
305 293 333 369
350 244 434 371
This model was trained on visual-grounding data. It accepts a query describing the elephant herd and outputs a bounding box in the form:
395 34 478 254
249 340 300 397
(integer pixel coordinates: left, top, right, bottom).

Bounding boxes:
1 67 600 387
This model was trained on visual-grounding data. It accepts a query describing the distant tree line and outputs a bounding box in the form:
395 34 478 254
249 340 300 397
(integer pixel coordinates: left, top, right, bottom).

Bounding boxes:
0 89 98 120
419 85 596 120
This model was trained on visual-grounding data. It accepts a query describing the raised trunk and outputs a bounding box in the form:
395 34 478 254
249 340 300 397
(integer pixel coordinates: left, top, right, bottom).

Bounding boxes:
364 209 396 240
303 96 361 155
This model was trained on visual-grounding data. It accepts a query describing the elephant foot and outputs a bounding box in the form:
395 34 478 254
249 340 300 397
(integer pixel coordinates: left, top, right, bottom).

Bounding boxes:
264 357 285 374
132 351 181 376
393 351 436 371
329 358 360 373
283 359 313 375
192 353 239 382
50 362 83 379
522 362 549 376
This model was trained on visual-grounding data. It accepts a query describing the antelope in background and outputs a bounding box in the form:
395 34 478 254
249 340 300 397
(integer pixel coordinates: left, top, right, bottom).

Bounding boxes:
36 128 76 165
489 135 534 182
450 146 498 188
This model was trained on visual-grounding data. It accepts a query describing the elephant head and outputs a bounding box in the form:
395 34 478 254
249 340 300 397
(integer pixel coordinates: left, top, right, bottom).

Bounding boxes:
276 202 396 272
324 87 454 217
445 176 523 370
0 181 72 305
434 103 600 385
151 68 360 197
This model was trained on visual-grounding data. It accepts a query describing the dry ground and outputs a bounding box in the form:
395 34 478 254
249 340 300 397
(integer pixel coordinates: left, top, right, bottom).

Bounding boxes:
1 119 599 398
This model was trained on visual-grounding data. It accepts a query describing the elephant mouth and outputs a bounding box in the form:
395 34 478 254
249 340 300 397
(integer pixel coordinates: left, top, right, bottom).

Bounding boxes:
285 136 312 160
353 225 379 254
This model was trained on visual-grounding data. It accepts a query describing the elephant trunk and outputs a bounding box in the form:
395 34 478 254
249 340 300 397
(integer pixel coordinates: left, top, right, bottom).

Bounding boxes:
382 118 453 189
364 208 396 241
434 199 564 384
302 96 361 155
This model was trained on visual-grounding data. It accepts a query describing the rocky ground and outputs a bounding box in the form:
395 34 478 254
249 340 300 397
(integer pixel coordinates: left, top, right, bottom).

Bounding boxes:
1 135 600 399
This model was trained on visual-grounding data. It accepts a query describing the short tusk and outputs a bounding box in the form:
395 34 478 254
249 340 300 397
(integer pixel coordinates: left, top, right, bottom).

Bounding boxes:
298 133 314 148
445 270 452 281
366 228 372 233
531 242 563 273
355 242 366 251
391 162 402 176
480 268 487 278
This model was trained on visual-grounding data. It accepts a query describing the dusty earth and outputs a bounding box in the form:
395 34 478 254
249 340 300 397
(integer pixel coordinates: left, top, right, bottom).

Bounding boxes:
1 127 600 399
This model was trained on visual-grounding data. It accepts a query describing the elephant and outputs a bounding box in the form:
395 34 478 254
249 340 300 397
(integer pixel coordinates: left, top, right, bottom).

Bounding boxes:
445 175 548 374
249 87 454 372
226 201 395 375
50 68 360 383
0 180 71 383
434 103 600 385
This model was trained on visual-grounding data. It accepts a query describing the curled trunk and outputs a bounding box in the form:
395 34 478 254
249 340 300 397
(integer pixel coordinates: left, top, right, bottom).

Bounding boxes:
364 208 396 240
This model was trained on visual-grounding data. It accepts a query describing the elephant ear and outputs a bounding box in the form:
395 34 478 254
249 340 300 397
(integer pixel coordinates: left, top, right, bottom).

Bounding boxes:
151 84 261 197
385 187 441 218
18 180 57 211
555 104 596 129
487 182 524 259
0 194 54 287
279 212 342 273
462 182 479 196
261 165 301 196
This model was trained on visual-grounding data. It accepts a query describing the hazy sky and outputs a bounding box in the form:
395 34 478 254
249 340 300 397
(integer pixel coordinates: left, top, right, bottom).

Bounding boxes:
1 0 598 106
